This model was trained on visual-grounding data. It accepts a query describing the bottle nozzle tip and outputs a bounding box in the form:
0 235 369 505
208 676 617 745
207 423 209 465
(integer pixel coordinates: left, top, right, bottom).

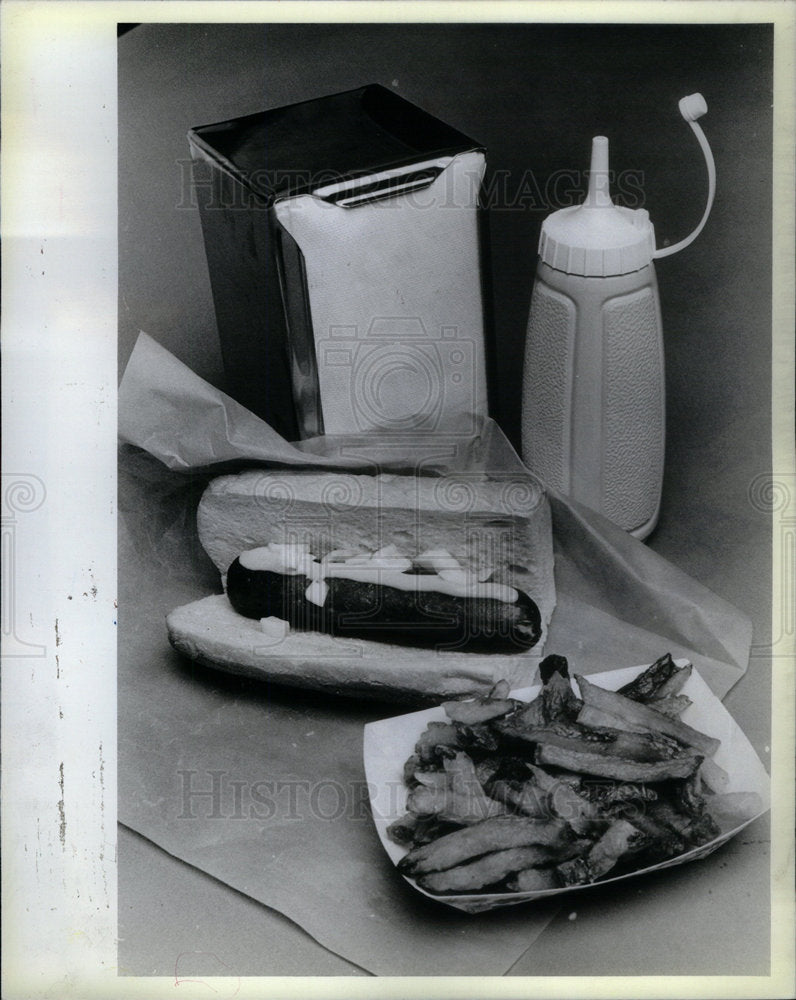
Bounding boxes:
586 135 612 208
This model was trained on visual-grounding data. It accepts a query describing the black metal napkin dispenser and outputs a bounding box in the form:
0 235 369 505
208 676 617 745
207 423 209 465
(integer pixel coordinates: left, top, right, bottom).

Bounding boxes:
188 85 491 440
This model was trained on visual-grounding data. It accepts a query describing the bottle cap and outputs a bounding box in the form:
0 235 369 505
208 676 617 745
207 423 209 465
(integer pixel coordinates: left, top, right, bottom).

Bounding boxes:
539 136 656 276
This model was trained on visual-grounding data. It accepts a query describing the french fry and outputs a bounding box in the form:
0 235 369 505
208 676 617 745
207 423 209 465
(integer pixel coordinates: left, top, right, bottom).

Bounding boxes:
539 669 582 722
488 778 549 819
416 845 561 893
588 818 647 873
536 653 564 683
398 815 570 876
647 694 693 718
557 819 647 885
652 663 693 699
497 719 683 763
698 755 730 793
675 772 705 817
402 754 422 786
443 751 510 821
574 703 630 732
506 867 559 892
443 697 517 725
613 808 686 861
502 654 582 732
581 780 658 809
453 722 500 754
413 770 448 790
575 674 720 757
387 813 419 845
505 697 546 730
527 764 603 835
443 750 486 788
535 742 702 783
415 721 461 763
387 811 455 847
617 652 682 701
406 784 508 825
648 799 720 848
489 679 512 700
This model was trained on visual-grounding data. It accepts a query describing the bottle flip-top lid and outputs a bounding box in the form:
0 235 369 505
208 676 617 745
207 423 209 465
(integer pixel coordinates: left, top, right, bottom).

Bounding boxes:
539 94 715 277
539 136 656 277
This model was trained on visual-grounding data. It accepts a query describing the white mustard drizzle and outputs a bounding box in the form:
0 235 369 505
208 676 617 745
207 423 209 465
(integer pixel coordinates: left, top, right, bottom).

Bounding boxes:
238 544 519 605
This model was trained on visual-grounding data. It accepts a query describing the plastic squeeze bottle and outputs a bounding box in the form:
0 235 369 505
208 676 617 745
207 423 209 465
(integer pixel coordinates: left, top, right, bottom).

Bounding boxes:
521 94 715 539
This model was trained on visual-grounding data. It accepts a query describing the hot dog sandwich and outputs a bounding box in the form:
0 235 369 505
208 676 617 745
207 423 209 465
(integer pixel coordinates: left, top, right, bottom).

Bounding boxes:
166 470 556 700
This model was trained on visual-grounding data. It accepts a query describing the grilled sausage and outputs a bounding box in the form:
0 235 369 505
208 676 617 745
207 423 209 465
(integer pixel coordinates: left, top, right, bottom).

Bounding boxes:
225 556 542 653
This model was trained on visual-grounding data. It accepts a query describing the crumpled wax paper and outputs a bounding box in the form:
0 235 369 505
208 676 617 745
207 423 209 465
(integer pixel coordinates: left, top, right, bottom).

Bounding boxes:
117 331 753 975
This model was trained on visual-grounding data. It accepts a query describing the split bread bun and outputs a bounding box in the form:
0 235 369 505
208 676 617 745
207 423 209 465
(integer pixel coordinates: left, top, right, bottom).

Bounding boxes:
166 470 556 700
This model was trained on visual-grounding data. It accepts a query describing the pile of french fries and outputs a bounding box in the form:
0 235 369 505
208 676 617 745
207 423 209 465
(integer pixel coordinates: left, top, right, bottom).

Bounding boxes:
389 654 762 895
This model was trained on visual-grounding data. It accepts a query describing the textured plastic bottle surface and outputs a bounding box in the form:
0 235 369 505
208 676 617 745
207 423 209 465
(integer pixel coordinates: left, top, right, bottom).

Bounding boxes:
522 262 665 537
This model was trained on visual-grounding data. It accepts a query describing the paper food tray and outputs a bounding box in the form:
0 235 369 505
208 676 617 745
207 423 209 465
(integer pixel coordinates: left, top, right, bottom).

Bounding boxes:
363 661 770 914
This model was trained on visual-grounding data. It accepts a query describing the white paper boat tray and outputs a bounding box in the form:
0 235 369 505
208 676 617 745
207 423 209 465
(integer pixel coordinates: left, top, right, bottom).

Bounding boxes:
363 661 770 913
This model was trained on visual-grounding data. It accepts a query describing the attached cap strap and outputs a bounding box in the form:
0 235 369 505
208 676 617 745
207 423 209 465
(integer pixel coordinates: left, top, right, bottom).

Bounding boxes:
654 93 716 259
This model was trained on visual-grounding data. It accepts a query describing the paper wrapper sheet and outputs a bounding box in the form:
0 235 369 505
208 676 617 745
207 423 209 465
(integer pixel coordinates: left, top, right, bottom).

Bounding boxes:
118 332 755 974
